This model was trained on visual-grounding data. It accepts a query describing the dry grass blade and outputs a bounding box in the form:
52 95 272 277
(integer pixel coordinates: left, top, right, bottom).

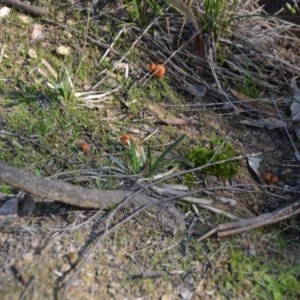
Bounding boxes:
0 43 6 64
150 185 237 219
41 59 58 80
168 0 200 32
167 0 205 59
75 85 121 103
99 27 125 64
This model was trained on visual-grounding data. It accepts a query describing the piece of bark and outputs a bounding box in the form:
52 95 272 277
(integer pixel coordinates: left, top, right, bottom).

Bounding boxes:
194 34 206 60
0 0 49 16
0 162 185 230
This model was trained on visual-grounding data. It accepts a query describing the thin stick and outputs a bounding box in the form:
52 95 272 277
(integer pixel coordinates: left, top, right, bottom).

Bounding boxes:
0 0 49 15
19 276 35 300
73 13 90 87
100 27 125 64
198 200 300 241
219 204 300 237
0 44 6 64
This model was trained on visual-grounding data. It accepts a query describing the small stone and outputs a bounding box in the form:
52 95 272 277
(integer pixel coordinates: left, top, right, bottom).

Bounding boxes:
28 49 37 59
60 263 71 273
0 7 11 18
180 289 193 300
107 287 116 295
53 270 63 277
207 175 218 185
103 77 119 88
31 240 39 247
21 252 34 262
161 294 173 300
0 197 18 217
56 46 71 56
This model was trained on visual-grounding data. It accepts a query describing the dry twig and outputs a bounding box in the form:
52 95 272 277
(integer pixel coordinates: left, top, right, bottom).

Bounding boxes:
198 200 300 241
0 0 49 16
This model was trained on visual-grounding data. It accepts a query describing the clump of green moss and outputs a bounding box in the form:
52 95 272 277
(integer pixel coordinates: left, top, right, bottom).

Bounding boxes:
183 173 195 187
187 136 239 179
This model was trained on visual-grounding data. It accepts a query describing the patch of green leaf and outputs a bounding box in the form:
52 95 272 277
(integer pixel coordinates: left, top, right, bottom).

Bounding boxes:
113 134 187 178
126 135 185 177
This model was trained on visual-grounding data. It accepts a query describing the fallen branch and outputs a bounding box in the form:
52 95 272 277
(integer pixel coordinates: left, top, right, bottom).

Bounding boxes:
0 0 49 16
0 162 185 230
198 200 300 241
0 162 139 208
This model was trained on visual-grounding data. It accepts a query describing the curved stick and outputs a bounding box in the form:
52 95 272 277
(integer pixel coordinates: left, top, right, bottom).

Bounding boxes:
0 0 49 16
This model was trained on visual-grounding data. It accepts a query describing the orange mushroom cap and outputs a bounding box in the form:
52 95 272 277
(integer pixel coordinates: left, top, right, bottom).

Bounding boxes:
263 172 272 182
80 142 90 153
149 63 166 79
153 64 165 79
120 133 134 146
149 63 156 71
